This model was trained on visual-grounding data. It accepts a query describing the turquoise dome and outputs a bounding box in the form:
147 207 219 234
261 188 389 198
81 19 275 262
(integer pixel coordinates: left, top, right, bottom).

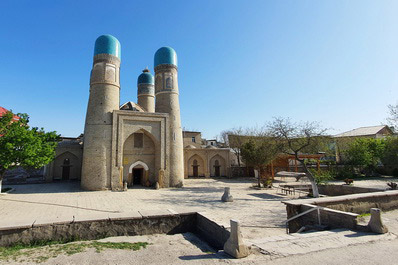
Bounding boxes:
94 35 121 58
137 69 154 85
154 47 177 67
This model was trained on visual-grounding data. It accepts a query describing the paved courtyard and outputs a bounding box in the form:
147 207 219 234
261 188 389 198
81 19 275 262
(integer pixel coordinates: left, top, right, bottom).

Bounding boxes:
2 177 398 264
0 178 299 240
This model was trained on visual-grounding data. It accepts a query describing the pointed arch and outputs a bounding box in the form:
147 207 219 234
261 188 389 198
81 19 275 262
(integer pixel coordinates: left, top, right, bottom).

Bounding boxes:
187 154 205 177
52 151 81 180
209 154 226 177
124 128 159 146
55 151 78 160
129 160 149 172
122 127 158 186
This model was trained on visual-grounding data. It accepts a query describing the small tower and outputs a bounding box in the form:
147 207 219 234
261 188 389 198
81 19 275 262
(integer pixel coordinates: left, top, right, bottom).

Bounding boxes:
137 69 155 112
81 35 121 190
154 47 184 187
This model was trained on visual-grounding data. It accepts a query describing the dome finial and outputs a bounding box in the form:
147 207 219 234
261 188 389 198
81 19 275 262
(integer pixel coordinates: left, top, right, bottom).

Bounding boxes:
154 47 177 67
137 69 154 85
94 34 121 58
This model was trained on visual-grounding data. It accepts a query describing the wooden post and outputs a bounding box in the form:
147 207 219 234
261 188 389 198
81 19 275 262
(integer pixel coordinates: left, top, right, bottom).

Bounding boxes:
294 159 298 172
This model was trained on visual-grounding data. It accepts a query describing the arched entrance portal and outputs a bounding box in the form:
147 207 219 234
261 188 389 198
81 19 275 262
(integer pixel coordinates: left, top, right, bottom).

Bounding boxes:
123 129 157 187
214 160 220 177
128 161 149 187
210 155 226 177
187 154 205 178
52 151 81 181
62 158 70 180
193 159 199 177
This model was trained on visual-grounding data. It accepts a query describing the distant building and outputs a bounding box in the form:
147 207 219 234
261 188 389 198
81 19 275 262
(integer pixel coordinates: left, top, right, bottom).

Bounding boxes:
334 125 393 139
333 125 394 162
183 131 231 178
0 106 20 122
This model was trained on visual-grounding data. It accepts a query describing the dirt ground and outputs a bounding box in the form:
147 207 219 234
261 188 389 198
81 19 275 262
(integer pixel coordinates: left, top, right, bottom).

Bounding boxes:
3 230 398 265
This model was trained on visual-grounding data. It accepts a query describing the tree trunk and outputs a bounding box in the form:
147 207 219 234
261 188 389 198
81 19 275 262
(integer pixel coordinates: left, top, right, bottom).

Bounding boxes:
296 156 320 198
0 171 4 194
257 167 262 187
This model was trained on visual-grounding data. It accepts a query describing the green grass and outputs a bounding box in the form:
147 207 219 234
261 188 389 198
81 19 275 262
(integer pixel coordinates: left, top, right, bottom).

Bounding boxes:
0 241 149 263
358 212 371 218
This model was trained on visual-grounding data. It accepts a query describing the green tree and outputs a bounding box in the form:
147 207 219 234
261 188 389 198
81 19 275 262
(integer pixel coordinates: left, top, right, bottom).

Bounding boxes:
241 137 280 187
345 138 385 176
0 111 59 192
381 137 398 175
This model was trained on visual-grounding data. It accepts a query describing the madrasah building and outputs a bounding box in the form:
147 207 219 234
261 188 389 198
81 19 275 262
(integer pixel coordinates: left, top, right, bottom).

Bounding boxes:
44 35 231 190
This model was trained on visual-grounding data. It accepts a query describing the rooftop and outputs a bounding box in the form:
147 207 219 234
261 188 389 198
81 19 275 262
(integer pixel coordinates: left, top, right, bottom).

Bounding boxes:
334 125 391 138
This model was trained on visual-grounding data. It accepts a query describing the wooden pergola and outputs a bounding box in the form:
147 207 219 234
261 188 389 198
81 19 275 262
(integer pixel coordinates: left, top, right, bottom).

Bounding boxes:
268 153 325 178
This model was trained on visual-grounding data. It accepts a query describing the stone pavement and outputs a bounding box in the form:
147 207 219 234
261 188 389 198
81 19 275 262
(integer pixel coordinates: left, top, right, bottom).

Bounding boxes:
250 228 397 258
0 178 299 240
2 178 398 264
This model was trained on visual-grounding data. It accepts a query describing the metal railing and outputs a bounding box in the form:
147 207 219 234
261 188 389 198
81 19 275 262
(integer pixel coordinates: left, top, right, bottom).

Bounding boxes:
284 206 323 234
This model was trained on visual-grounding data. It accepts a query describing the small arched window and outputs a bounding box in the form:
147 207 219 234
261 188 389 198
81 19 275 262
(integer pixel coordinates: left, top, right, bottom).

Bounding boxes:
193 159 198 166
63 158 70 165
166 77 172 88
215 160 219 166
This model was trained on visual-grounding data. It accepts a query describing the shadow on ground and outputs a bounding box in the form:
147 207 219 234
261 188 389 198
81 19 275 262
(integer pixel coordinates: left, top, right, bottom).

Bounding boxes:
248 193 287 200
3 182 82 194
0 198 120 213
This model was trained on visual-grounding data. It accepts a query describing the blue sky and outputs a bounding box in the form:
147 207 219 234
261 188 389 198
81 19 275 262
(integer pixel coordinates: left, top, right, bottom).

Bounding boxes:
1 0 397 139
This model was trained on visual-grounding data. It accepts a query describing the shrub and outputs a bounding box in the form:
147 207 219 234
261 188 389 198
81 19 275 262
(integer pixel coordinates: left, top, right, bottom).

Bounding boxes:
309 169 335 185
344 138 385 176
329 166 356 180
344 178 354 185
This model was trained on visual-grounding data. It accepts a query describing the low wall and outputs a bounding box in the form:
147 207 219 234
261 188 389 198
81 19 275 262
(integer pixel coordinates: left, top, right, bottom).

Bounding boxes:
318 185 383 196
0 212 196 247
285 204 359 233
283 184 383 196
0 211 231 249
195 213 230 250
311 190 398 213
284 190 398 233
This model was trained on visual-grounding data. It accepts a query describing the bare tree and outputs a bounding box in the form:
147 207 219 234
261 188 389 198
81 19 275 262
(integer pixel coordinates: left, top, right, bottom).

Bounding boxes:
387 103 398 132
268 117 330 198
220 127 246 167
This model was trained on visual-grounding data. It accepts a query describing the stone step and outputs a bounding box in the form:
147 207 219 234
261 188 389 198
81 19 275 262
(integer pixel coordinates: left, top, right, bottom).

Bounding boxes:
249 229 396 257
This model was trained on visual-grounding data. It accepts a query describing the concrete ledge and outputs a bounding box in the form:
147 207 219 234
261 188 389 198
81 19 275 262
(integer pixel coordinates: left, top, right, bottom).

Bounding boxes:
0 211 197 247
195 212 230 250
318 184 383 196
108 211 142 221
283 190 398 233
285 190 398 207
0 211 231 248
301 204 359 230
0 221 34 231
138 209 173 218
33 216 75 227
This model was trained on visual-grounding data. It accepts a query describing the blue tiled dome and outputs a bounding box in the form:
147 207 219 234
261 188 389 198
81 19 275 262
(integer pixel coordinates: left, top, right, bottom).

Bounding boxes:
94 35 121 58
154 47 177 67
137 69 154 85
